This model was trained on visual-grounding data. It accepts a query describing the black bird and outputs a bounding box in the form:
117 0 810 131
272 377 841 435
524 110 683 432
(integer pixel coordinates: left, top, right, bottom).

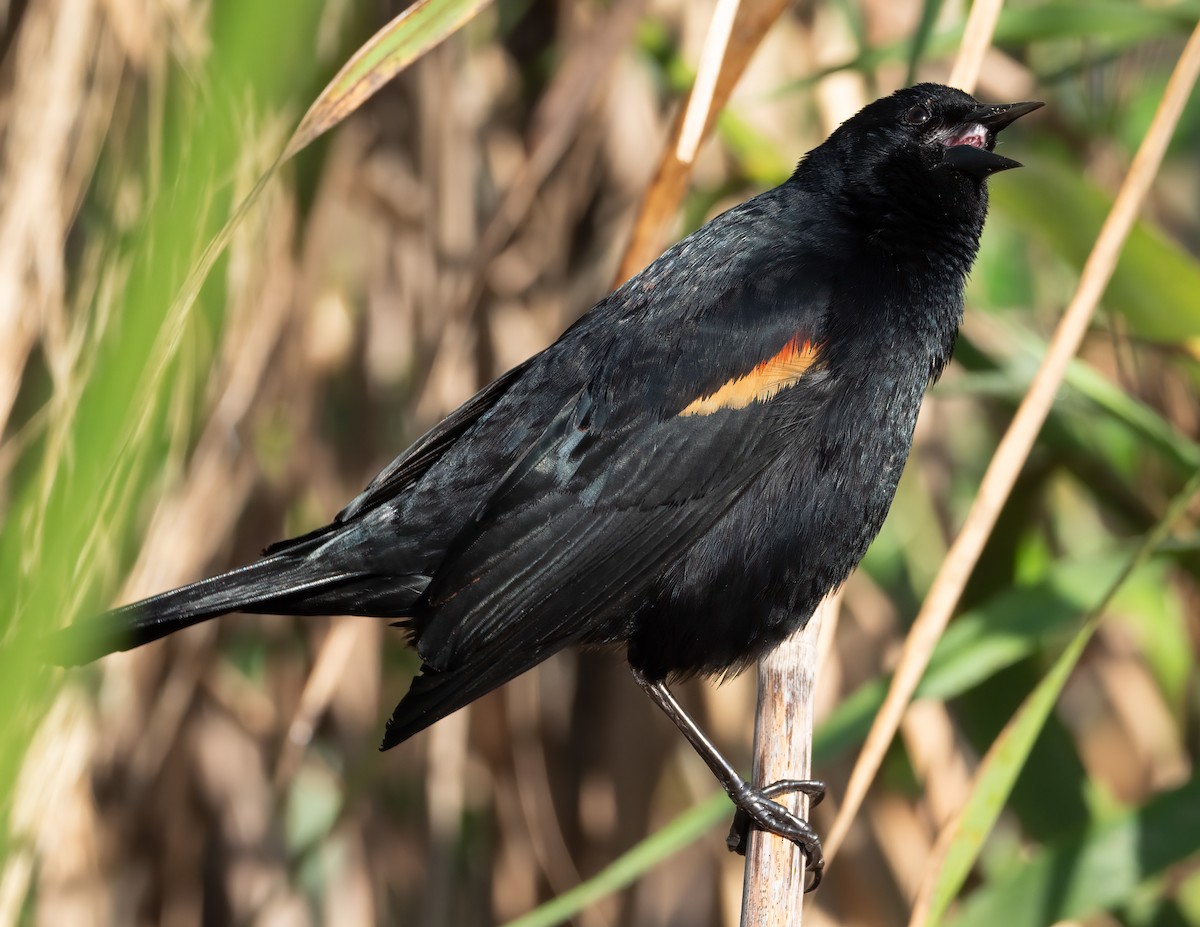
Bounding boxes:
51 84 1041 886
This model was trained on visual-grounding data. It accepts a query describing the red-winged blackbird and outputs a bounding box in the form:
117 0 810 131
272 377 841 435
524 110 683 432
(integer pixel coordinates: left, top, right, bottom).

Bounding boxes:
51 84 1041 885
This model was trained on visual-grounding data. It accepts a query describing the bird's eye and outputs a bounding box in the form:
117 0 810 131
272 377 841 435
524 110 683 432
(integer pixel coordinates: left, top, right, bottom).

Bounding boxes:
903 104 932 127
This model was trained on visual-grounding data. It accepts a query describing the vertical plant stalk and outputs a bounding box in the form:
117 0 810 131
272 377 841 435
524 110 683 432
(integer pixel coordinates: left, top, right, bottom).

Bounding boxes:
675 0 741 164
824 16 1200 865
613 0 790 285
739 599 832 925
946 0 1004 93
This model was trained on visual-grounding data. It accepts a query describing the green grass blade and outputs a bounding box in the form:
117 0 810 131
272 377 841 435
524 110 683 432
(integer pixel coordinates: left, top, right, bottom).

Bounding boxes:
990 1 1199 46
157 0 498 454
109 2 498 506
498 794 727 927
284 0 496 159
0 0 329 842
1030 341 1200 473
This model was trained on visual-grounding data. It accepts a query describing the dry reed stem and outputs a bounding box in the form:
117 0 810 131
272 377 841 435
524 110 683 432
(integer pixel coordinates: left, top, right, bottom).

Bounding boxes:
0 0 99 434
459 0 642 347
739 600 831 926
676 0 741 163
946 0 1005 94
613 0 790 284
1090 627 1189 791
825 15 1200 865
900 701 972 829
506 671 611 927
3 692 99 927
276 617 368 785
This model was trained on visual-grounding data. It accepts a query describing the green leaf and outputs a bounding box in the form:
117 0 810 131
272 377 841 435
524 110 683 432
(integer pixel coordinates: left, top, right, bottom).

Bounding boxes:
991 159 1200 345
923 613 1100 926
777 1 1199 94
989 2 1199 46
949 775 1200 927
815 551 1130 760
0 0 330 823
957 315 1200 474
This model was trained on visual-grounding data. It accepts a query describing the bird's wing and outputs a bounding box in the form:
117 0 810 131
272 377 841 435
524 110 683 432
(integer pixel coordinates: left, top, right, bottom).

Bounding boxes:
263 356 536 557
416 271 833 670
337 357 537 523
379 279 834 748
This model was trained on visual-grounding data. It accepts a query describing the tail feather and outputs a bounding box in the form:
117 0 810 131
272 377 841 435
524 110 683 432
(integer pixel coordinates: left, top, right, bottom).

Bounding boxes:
380 648 550 750
47 555 370 666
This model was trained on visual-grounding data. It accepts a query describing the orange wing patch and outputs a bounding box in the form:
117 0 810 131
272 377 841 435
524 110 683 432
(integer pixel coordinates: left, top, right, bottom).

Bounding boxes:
680 338 820 417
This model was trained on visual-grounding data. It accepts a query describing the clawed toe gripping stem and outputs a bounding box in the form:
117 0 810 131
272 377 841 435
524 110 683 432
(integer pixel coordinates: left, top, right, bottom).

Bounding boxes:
726 779 826 891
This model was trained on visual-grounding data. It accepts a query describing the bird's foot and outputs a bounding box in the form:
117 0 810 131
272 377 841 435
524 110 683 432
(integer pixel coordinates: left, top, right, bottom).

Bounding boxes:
726 779 826 891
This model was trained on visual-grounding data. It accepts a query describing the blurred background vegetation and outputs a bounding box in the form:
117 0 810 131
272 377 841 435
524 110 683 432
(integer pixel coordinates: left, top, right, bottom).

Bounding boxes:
1 0 1199 925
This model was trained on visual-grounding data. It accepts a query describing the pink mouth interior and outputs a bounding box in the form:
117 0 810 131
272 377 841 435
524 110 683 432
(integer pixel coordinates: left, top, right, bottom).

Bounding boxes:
946 123 988 148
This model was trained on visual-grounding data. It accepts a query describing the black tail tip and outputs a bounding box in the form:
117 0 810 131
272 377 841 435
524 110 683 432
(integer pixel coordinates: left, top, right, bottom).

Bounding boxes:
379 719 413 752
378 665 449 751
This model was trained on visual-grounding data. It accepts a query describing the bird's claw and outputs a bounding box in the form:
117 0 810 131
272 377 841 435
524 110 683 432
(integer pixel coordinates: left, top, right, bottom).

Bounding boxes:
726 779 826 892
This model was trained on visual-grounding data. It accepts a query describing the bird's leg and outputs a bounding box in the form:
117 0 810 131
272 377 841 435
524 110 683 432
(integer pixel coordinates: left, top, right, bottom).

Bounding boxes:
632 670 826 889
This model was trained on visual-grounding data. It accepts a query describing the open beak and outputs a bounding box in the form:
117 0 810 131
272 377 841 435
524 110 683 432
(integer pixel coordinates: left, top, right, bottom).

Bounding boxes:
942 100 1044 179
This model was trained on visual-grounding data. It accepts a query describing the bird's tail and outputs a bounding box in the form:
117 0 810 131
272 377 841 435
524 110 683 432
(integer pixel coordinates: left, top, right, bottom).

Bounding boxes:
46 553 373 666
379 646 558 750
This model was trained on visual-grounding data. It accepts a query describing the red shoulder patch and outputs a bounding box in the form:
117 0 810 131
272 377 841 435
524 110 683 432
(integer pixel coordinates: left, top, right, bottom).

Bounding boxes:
680 338 820 417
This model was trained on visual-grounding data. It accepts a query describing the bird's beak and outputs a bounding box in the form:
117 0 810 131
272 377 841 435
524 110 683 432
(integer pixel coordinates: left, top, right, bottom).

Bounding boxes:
941 100 1044 179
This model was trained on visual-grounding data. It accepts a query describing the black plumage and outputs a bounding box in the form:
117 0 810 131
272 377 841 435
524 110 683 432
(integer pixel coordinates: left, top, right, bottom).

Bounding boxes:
50 84 1041 883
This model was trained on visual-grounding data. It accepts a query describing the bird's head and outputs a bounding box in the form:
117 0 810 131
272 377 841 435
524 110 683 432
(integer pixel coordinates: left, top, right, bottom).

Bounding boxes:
826 83 1042 183
804 83 1043 261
